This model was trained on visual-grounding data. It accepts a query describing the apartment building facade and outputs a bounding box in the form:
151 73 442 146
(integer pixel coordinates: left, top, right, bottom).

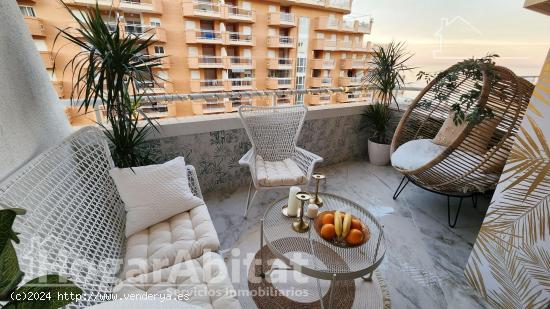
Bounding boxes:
16 0 373 118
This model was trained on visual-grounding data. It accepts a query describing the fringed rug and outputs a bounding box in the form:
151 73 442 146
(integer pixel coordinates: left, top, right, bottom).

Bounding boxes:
227 226 391 309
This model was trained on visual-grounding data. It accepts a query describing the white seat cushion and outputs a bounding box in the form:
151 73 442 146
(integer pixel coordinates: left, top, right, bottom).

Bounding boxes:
391 139 446 171
122 204 220 279
114 252 241 309
255 155 306 187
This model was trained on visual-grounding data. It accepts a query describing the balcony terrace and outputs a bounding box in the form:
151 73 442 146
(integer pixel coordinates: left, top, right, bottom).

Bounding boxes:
23 16 45 37
189 79 229 92
124 24 166 42
266 35 296 48
268 12 297 27
226 32 255 46
309 77 333 87
340 58 370 70
266 77 294 89
305 93 333 105
182 1 225 20
188 56 226 69
227 56 254 69
311 38 337 51
225 4 255 23
310 58 336 69
339 76 363 87
267 58 294 70
314 16 340 31
39 51 54 69
229 78 255 90
337 39 354 51
185 29 225 44
119 0 163 14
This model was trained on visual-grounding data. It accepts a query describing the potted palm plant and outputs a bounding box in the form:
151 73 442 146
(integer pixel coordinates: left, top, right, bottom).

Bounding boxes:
362 41 413 165
55 2 162 167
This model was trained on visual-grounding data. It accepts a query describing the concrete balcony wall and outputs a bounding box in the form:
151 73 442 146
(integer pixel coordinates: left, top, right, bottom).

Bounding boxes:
24 16 46 37
267 58 293 70
311 38 337 51
310 58 335 69
182 1 225 19
185 29 225 44
40 51 54 69
266 36 296 48
267 12 297 27
145 104 374 193
119 0 163 14
224 5 255 23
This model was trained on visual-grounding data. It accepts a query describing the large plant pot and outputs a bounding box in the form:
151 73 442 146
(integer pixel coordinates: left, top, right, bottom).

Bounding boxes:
368 139 391 166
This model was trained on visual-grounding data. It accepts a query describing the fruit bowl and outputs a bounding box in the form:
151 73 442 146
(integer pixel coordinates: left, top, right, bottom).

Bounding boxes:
313 210 371 248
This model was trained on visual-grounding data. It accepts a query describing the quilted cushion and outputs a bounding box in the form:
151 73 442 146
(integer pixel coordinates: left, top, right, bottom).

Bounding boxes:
256 155 306 187
114 252 241 309
122 204 220 279
391 139 446 171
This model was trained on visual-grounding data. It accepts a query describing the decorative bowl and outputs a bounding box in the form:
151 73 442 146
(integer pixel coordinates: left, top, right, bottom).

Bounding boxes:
313 210 371 248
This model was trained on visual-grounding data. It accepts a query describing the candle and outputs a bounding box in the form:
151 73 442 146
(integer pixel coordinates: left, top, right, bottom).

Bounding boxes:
287 186 301 217
307 204 319 218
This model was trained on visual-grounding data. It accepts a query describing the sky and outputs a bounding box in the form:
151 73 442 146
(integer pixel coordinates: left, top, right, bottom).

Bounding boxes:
350 0 550 84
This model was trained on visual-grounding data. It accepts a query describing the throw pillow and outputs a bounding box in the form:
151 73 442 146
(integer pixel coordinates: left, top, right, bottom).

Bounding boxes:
110 157 204 237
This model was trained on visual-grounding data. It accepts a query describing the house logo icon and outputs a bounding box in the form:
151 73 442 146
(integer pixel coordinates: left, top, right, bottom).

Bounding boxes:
433 16 482 59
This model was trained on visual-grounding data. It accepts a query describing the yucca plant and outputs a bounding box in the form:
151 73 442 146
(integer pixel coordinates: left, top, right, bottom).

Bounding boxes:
360 103 392 144
364 41 413 109
54 1 163 167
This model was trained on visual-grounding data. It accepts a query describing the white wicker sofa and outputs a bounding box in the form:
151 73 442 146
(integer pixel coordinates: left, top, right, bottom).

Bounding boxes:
0 127 240 308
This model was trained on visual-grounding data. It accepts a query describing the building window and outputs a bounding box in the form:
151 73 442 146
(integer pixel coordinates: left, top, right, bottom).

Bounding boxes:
150 18 161 27
19 6 36 17
154 46 165 54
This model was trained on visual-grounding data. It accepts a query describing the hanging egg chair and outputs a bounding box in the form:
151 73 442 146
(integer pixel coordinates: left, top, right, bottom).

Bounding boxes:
390 64 533 227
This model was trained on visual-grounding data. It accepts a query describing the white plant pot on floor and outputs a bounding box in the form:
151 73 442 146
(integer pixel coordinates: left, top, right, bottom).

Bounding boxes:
368 139 391 166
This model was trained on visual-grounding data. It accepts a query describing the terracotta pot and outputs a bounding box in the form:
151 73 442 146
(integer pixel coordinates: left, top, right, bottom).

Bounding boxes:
368 138 390 166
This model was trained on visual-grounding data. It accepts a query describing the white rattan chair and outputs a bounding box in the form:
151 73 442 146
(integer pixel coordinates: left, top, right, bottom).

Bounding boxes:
238 105 323 218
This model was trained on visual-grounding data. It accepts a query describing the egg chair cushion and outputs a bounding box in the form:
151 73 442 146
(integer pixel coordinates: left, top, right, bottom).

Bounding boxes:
391 139 446 171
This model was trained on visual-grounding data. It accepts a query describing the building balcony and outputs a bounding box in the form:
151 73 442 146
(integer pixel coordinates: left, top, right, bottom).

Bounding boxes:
40 51 54 69
52 81 63 98
124 24 166 42
65 0 112 9
139 55 170 69
188 56 227 69
357 21 373 34
227 56 254 69
267 58 294 70
314 16 340 31
288 0 326 7
136 81 173 94
266 36 296 48
340 20 356 32
339 76 362 86
226 32 255 46
305 93 333 105
224 5 255 23
24 16 45 37
119 0 163 14
309 77 333 88
182 1 225 19
185 29 225 44
354 41 373 53
311 38 337 51
325 0 352 12
336 90 365 102
266 77 293 89
268 12 297 27
340 58 369 70
337 40 353 51
190 79 230 92
310 58 335 69
229 78 255 90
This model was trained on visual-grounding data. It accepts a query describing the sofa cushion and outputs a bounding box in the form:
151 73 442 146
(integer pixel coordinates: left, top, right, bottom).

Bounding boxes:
256 155 306 187
109 157 204 237
391 139 446 171
114 252 241 309
122 204 220 279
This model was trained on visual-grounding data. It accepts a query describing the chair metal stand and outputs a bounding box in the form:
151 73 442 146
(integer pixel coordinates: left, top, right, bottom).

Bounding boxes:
392 175 480 228
244 179 257 218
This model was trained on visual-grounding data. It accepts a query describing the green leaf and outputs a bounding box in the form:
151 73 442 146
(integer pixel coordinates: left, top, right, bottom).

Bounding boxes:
4 275 83 309
0 241 24 299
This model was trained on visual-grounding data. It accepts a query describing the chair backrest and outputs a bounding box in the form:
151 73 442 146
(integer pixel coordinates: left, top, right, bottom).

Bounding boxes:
0 127 205 308
239 105 307 161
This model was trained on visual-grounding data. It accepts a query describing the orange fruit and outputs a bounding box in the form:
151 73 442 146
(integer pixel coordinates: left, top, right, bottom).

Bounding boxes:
321 213 334 225
320 224 336 240
345 229 364 246
350 218 362 230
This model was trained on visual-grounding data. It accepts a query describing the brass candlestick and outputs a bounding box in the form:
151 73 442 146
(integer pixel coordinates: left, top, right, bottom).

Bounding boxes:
293 192 311 233
310 173 326 207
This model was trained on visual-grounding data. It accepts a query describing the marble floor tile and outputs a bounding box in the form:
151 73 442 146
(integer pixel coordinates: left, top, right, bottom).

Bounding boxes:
203 160 488 309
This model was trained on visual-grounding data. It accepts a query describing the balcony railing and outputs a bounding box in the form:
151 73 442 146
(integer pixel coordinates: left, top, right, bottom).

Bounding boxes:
267 77 293 89
225 4 255 22
201 79 225 88
229 78 255 89
186 29 224 44
124 24 166 41
228 56 253 67
267 58 293 69
338 40 353 50
226 32 254 45
311 58 335 69
312 38 337 50
268 12 297 27
119 0 162 13
24 16 45 37
138 54 170 69
200 56 225 66
183 1 224 19
267 36 295 48
326 0 351 10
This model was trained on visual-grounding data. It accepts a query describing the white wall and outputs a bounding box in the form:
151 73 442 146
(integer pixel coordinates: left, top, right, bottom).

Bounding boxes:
0 0 71 181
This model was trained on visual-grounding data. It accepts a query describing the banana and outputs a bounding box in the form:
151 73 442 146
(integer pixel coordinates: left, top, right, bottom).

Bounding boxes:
334 211 343 239
342 213 352 238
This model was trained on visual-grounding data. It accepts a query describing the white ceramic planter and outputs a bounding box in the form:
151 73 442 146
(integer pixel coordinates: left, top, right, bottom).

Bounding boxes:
368 139 391 166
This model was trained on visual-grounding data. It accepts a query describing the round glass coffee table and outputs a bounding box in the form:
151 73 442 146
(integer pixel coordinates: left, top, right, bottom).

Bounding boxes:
259 193 386 308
